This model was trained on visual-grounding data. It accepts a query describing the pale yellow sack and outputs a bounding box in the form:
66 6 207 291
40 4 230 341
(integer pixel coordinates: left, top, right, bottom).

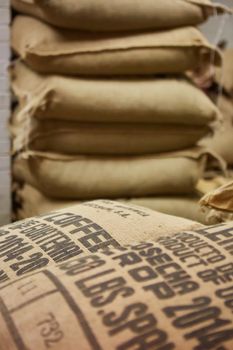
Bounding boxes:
15 184 206 223
11 16 221 76
200 96 233 164
11 61 220 125
11 110 210 155
1 212 233 349
0 199 202 282
11 0 229 31
200 180 233 223
13 148 214 199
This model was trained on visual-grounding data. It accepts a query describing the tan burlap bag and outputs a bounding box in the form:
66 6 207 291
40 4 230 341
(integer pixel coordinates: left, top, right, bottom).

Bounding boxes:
13 148 217 199
11 61 220 125
11 111 210 155
15 184 206 223
200 181 233 223
0 207 233 349
11 0 229 31
200 96 233 165
11 16 221 76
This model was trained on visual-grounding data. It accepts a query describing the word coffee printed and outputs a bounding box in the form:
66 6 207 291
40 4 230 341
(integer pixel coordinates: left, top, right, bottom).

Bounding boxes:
0 200 201 283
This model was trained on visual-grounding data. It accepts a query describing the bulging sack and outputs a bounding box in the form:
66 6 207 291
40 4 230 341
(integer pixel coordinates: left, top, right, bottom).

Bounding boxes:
11 16 221 76
0 199 202 282
200 96 233 165
11 62 220 125
15 184 206 223
11 0 229 31
11 111 211 155
1 215 233 349
200 181 233 223
13 148 212 199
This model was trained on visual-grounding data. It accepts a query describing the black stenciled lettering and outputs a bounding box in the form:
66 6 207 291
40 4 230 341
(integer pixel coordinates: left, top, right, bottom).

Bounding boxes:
147 251 172 267
0 235 33 262
78 229 120 253
76 268 115 294
198 262 233 286
198 269 224 285
104 302 155 336
163 296 210 318
43 212 75 225
129 242 154 252
185 319 233 350
173 306 222 328
22 225 60 244
196 225 233 255
7 219 38 231
216 285 233 311
39 233 83 263
91 285 134 307
103 303 174 350
144 282 175 300
163 296 233 350
103 303 147 327
0 269 9 283
10 252 49 276
112 252 142 267
156 262 199 295
71 221 103 235
37 312 64 348
77 274 126 298
59 255 105 276
129 266 158 283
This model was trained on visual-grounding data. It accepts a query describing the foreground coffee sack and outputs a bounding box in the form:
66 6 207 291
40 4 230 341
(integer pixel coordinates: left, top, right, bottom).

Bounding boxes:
11 61 220 125
11 113 211 155
13 148 215 199
1 222 233 349
200 181 233 224
15 184 206 223
0 200 202 282
11 0 229 32
11 16 221 76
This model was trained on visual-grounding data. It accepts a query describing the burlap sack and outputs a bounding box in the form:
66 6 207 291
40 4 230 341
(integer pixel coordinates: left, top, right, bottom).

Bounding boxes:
1 215 233 349
197 175 230 196
11 61 220 125
11 16 221 76
11 111 211 155
13 148 216 199
0 200 202 282
200 96 233 164
15 184 206 223
200 181 233 223
11 0 229 31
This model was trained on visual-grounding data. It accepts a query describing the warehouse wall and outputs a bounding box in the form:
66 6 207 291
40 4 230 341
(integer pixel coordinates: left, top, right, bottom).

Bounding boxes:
0 0 11 225
200 0 233 48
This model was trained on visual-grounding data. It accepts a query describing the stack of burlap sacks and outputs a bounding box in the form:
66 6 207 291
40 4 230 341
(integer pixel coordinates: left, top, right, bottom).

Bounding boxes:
10 0 229 223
